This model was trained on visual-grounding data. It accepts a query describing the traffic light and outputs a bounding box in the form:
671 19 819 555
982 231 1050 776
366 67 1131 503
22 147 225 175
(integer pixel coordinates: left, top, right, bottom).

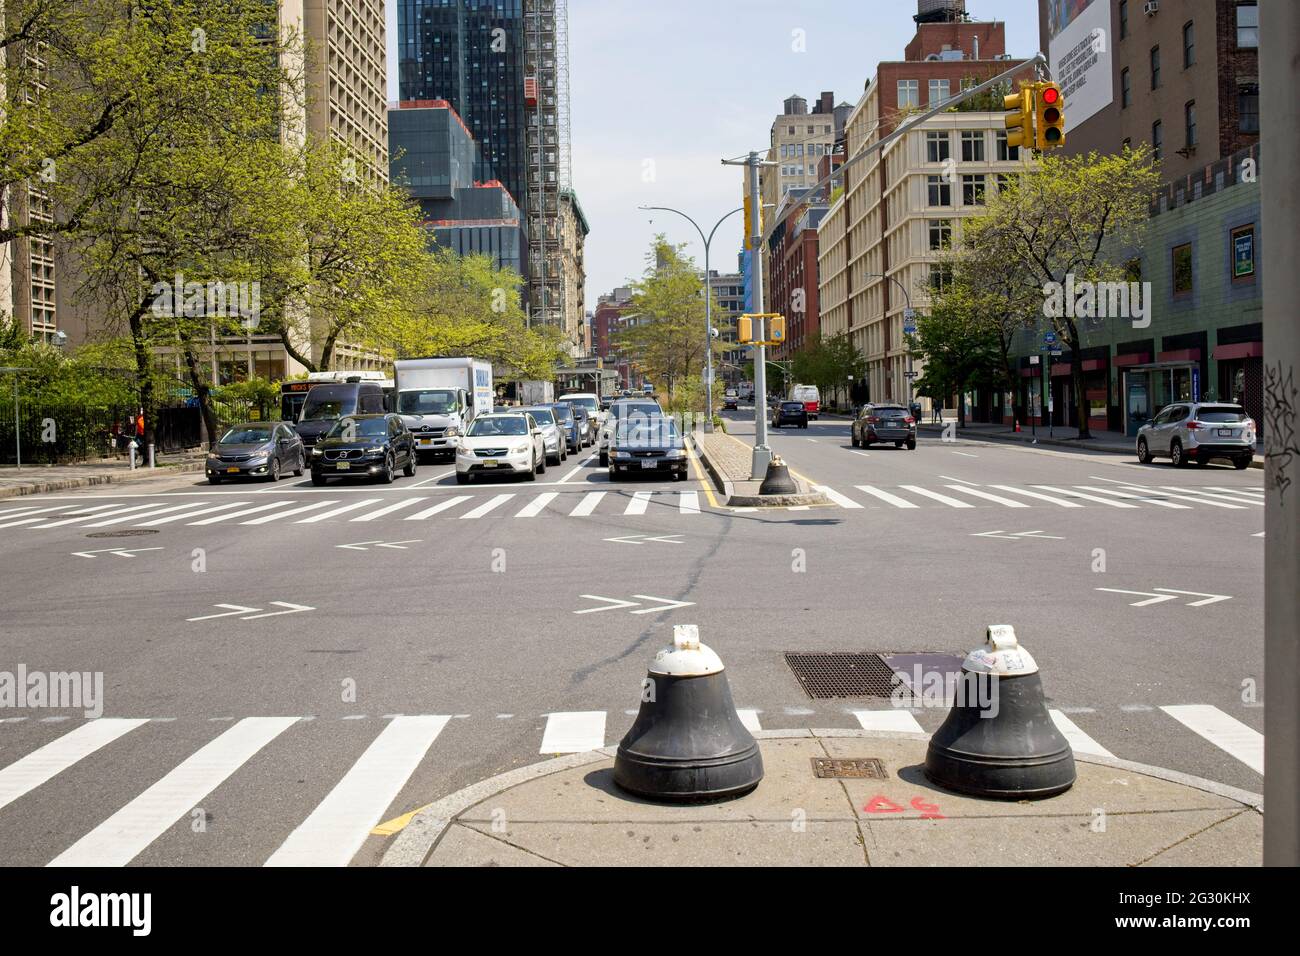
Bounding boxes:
1003 83 1034 151
1035 82 1066 150
737 315 753 344
768 316 786 344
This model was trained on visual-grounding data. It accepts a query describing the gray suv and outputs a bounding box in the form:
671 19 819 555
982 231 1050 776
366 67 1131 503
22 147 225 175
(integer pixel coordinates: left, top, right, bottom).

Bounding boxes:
851 403 917 450
1136 402 1256 469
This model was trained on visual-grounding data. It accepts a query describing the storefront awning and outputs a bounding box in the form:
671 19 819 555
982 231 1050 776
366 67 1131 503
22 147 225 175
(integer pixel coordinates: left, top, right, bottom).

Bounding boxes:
1212 342 1263 361
1113 352 1150 367
1081 358 1107 372
1157 348 1202 363
1050 363 1072 377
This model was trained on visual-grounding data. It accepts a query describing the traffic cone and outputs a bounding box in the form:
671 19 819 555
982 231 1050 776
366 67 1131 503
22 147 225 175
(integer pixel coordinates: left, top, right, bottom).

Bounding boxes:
1014 420 1021 433
924 625 1075 799
614 625 763 802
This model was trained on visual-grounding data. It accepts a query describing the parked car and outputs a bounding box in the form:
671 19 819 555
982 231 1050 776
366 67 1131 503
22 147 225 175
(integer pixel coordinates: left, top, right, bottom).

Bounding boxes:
598 398 663 466
851 403 917 449
310 414 417 485
569 404 595 446
1136 402 1255 469
608 416 687 481
723 388 739 410
771 400 809 429
550 402 582 454
207 422 304 484
519 405 566 465
455 413 546 484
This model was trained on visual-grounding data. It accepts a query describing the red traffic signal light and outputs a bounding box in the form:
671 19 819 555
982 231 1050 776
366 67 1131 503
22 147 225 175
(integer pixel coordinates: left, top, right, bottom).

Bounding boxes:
1040 85 1060 105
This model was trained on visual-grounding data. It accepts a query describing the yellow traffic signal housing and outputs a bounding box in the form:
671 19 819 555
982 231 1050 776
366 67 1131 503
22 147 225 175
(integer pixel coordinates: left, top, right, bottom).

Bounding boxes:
768 315 786 344
737 315 753 344
1004 83 1034 151
1034 81 1066 150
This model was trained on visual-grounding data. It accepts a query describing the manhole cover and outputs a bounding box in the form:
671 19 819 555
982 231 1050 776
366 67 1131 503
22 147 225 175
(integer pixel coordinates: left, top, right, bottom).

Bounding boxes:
85 529 160 538
812 757 887 779
784 652 899 699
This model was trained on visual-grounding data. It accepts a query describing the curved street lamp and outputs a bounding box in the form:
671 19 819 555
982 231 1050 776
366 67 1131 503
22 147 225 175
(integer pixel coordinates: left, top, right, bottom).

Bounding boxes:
864 271 916 407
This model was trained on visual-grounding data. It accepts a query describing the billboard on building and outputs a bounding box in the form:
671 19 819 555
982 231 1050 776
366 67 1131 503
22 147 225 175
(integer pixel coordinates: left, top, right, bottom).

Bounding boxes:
1046 0 1112 127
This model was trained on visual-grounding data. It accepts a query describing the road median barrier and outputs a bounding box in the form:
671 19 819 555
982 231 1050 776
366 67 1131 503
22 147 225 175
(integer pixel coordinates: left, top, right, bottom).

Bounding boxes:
690 431 828 507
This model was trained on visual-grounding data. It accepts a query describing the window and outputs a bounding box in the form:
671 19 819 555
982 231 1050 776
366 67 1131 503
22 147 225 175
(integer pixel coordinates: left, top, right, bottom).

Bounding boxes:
1183 21 1195 68
995 130 1019 161
929 78 950 105
930 265 953 292
928 219 951 250
1185 101 1197 148
779 144 787 158
1172 243 1193 296
788 125 795 135
960 130 985 162
926 131 949 162
796 143 804 156
996 173 1015 191
927 175 952 206
1119 0 1128 39
824 125 831 133
1236 3 1258 48
1121 68 1131 108
1231 225 1256 280
1152 120 1163 161
1238 82 1259 133
897 79 919 108
807 125 815 134
961 174 986 205
1150 46 1161 89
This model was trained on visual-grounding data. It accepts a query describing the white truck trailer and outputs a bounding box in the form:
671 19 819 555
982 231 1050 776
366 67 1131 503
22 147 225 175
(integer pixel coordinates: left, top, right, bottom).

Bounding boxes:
393 357 494 459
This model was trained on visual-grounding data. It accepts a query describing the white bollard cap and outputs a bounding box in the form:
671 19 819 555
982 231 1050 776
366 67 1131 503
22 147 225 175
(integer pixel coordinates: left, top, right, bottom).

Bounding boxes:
649 624 725 677
961 624 1039 676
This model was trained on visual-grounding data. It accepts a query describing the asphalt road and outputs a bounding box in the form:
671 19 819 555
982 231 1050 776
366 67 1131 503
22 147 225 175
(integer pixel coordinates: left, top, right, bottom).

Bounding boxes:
0 408 1265 865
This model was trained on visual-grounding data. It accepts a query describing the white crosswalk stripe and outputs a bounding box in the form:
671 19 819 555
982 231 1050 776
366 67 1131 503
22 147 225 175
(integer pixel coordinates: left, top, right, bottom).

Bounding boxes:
944 485 1031 508
1124 485 1244 509
1206 486 1263 497
350 498 428 522
1031 485 1139 508
241 500 340 524
625 491 653 515
569 491 606 516
737 709 762 734
405 496 471 520
1160 705 1263 774
898 484 973 508
1072 485 1191 509
31 502 165 528
678 491 700 514
80 502 205 527
854 485 919 508
515 492 558 517
0 719 148 812
190 501 292 524
140 501 253 525
852 710 924 733
295 499 385 523
540 711 606 754
460 494 515 519
1049 709 1115 759
814 485 863 509
1158 486 1262 507
264 715 450 867
989 485 1085 507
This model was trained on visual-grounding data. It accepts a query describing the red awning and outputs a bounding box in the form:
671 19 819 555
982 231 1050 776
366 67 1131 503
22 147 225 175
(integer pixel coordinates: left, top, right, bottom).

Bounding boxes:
1081 358 1107 372
1212 342 1263 361
1157 348 1201 363
1114 352 1150 367
1020 366 1041 378
1050 363 1072 377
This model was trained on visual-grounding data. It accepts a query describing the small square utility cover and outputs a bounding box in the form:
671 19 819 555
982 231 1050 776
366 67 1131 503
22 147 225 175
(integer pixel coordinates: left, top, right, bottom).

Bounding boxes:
811 757 887 779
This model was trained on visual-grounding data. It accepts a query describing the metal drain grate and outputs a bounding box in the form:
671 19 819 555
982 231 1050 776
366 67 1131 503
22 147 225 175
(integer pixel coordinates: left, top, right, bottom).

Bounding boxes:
85 529 160 538
784 652 900 700
811 757 887 779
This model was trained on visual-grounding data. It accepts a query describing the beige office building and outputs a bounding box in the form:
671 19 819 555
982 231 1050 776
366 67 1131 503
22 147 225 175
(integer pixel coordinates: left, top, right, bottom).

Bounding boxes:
556 189 590 357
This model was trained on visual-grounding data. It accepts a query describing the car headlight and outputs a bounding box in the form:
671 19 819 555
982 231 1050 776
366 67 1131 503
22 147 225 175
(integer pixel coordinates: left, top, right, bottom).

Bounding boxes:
666 448 685 459
311 446 322 456
207 452 221 460
365 446 384 454
444 426 458 438
612 450 632 459
511 443 529 455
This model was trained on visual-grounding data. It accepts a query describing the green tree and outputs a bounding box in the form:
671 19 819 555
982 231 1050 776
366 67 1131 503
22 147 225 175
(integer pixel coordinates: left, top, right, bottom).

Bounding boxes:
910 285 1001 428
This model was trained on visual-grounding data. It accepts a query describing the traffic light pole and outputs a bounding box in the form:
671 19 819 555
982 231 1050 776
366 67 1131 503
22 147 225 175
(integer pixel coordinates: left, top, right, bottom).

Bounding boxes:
744 151 771 478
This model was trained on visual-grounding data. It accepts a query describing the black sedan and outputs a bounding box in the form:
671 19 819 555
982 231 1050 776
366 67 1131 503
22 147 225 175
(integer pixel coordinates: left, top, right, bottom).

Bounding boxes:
310 414 418 485
608 417 688 480
771 401 809 429
207 422 304 484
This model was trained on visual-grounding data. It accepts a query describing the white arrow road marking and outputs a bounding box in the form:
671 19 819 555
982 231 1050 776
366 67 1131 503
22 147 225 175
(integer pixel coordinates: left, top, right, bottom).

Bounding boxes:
629 594 696 615
241 601 315 620
71 547 164 558
336 540 421 551
971 531 1064 541
602 533 683 544
187 604 262 622
1095 588 1180 607
574 595 641 614
1160 705 1263 774
1152 588 1233 607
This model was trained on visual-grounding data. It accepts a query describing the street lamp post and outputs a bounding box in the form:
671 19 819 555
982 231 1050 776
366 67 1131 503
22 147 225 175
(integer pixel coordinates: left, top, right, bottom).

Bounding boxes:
864 272 915 408
638 204 743 433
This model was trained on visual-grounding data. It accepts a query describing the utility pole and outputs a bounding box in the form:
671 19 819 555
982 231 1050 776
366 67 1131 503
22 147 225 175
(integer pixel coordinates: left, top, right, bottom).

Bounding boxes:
1262 0 1299 867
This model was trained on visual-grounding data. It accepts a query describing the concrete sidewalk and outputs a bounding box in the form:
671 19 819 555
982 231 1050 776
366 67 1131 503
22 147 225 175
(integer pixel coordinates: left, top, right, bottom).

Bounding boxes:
382 729 1262 867
691 430 828 507
0 453 205 499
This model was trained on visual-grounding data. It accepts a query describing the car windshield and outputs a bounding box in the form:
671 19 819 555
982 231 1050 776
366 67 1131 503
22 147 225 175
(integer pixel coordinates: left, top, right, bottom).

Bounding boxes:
781 403 804 411
616 419 678 445
398 389 457 415
219 426 274 444
561 396 598 413
527 408 555 427
611 402 659 420
1197 407 1247 423
467 417 528 437
551 405 574 422
301 386 356 421
877 408 908 418
326 417 387 439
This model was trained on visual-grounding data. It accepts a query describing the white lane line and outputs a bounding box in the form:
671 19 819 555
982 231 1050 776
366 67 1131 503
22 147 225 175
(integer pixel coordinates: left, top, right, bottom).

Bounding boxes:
405 496 471 520
189 501 293 525
241 500 341 524
79 502 205 527
139 501 252 525
1072 486 1191 509
408 471 454 488
854 485 918 509
29 503 164 528
848 450 871 458
937 475 979 486
569 491 605 516
460 494 515 519
899 485 974 508
515 492 558 518
350 498 429 522
1206 486 1264 497
1049 709 1115 759
678 491 700 514
1119 486 1243 510
295 499 385 523
539 712 606 754
1158 486 1262 507
264 715 451 867
624 491 653 515
945 485 1032 508
814 485 863 509
852 710 924 733
737 710 762 734
558 457 596 482
49 717 299 867
0 719 149 813
988 485 1085 508
1160 705 1263 775
952 451 979 458
1031 485 1138 508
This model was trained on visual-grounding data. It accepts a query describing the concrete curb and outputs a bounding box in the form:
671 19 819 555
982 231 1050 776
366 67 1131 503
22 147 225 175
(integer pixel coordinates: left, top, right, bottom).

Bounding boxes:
693 432 830 508
379 728 1262 867
687 434 734 502
0 461 206 500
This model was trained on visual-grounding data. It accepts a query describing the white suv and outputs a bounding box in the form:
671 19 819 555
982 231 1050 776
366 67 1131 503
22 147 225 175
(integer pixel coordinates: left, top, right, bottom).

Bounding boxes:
1136 402 1256 469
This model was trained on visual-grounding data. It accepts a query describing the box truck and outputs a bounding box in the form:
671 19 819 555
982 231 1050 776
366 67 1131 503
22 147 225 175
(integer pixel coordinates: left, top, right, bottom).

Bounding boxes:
518 380 555 405
393 357 494 459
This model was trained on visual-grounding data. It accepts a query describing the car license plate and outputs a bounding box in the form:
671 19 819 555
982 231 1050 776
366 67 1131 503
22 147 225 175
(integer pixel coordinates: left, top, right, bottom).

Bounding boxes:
226 467 239 473
1218 428 1234 437
484 459 498 467
640 460 658 469
336 461 350 470
419 438 433 446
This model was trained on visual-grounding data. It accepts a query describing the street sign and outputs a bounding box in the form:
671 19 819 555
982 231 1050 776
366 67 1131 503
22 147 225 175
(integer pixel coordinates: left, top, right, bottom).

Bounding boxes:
1050 349 1062 357
904 371 918 379
1042 331 1057 347
903 308 917 335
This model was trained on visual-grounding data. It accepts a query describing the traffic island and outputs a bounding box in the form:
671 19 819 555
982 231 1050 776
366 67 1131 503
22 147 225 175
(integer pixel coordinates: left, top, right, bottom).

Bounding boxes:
691 431 828 508
380 729 1262 867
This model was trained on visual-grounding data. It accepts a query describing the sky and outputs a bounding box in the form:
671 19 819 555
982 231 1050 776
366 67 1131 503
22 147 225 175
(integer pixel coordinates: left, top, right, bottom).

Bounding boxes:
385 0 1043 313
